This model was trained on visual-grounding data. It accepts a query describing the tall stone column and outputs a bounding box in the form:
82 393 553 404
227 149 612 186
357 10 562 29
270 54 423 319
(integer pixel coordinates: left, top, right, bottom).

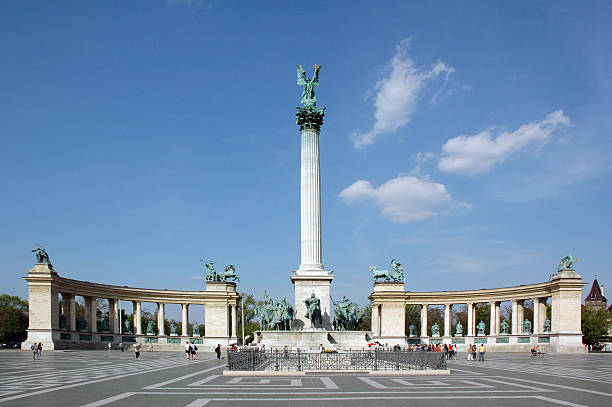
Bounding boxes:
181 304 189 337
420 304 428 337
489 301 497 336
517 300 525 333
85 296 97 333
467 303 474 336
157 302 165 336
133 301 142 335
532 298 540 334
444 304 451 337
292 102 333 330
511 300 518 335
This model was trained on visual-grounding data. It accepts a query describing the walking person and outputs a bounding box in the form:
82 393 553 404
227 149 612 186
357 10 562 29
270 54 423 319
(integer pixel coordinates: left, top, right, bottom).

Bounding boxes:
191 343 198 360
185 341 191 360
31 343 38 360
108 342 112 352
215 344 221 359
479 344 486 361
37 343 43 359
134 343 141 359
119 342 124 352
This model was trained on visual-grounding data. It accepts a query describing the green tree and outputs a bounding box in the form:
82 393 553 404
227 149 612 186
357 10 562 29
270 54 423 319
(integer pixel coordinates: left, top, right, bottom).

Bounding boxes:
427 306 444 335
452 305 467 335
405 305 421 335
474 304 491 334
357 304 371 331
0 294 29 343
582 307 609 344
236 293 262 344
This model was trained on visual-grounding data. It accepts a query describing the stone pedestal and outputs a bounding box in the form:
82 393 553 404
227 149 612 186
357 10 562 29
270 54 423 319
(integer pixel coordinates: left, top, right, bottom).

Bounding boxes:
291 273 333 330
204 281 239 344
369 282 406 341
22 264 59 350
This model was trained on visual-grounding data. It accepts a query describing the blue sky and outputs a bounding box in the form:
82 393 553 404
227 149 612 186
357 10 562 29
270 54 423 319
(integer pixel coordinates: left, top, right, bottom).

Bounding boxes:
2 1 611 320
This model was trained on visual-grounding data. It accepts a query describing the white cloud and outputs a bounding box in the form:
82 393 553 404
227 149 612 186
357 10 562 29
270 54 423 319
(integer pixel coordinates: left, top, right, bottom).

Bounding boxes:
339 175 469 222
438 110 571 175
352 39 454 148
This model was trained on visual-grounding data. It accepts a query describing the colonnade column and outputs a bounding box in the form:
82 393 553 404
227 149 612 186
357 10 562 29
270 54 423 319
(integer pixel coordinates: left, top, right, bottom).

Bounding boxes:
231 304 237 338
181 304 189 337
511 300 518 335
489 301 497 336
63 293 76 331
133 301 142 335
85 296 97 333
109 298 120 333
420 305 428 337
372 304 380 337
157 302 165 336
444 304 451 337
517 301 525 333
539 298 548 332
532 298 540 334
495 302 501 335
467 303 474 336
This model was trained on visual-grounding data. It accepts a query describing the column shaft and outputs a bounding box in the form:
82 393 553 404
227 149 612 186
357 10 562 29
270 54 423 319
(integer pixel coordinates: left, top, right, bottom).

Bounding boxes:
467 303 474 336
518 301 525 333
134 301 142 335
182 304 189 337
495 302 501 335
533 298 540 334
231 304 237 337
69 294 76 331
299 128 323 270
511 300 518 335
489 302 497 335
420 305 428 337
371 304 380 336
444 304 451 337
85 297 97 333
157 303 165 336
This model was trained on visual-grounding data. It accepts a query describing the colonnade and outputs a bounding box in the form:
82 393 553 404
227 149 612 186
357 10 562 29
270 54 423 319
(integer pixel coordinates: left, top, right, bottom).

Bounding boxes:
370 268 586 352
23 263 240 350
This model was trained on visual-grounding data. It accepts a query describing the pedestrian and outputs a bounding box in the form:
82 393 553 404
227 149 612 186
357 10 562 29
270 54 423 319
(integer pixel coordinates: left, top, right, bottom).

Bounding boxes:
471 345 477 361
119 342 124 352
134 343 141 359
479 344 486 361
108 342 112 351
284 345 289 358
215 344 221 359
31 343 38 360
37 342 43 359
191 343 198 360
185 341 191 360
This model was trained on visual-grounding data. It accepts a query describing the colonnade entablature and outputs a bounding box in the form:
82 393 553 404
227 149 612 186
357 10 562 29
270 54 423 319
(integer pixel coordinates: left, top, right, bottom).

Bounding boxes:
369 268 585 353
23 263 240 351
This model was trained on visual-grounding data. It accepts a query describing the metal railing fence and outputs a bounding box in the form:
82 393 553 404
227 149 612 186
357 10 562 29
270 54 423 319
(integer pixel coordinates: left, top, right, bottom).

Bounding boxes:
226 349 446 371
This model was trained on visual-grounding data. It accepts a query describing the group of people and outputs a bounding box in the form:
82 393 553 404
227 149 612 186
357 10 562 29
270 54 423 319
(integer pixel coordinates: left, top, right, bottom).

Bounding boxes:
467 344 486 361
30 342 43 360
391 343 457 359
184 342 199 360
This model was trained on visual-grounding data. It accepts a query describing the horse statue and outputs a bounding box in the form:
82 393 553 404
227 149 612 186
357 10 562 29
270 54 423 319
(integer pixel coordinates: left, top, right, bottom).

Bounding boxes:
272 297 294 331
557 254 577 271
218 264 240 282
255 292 276 330
202 259 218 281
370 259 405 282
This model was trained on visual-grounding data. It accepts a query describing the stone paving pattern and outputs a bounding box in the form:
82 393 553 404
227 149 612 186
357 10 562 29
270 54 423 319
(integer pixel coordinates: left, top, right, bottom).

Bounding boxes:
0 350 611 407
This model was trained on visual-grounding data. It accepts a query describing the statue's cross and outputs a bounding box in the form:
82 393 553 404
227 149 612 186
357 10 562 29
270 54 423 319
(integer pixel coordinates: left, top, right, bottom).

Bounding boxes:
312 64 320 70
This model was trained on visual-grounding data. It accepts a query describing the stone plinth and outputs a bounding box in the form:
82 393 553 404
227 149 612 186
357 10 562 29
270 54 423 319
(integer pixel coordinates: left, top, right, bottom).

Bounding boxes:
291 273 333 330
254 330 371 350
370 282 406 340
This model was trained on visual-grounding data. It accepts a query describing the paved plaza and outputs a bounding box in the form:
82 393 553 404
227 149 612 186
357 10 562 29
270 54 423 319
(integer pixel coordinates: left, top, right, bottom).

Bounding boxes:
0 350 611 407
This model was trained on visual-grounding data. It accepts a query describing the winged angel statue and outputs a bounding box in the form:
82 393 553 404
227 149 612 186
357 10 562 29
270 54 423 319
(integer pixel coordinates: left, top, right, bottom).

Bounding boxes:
297 64 321 108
